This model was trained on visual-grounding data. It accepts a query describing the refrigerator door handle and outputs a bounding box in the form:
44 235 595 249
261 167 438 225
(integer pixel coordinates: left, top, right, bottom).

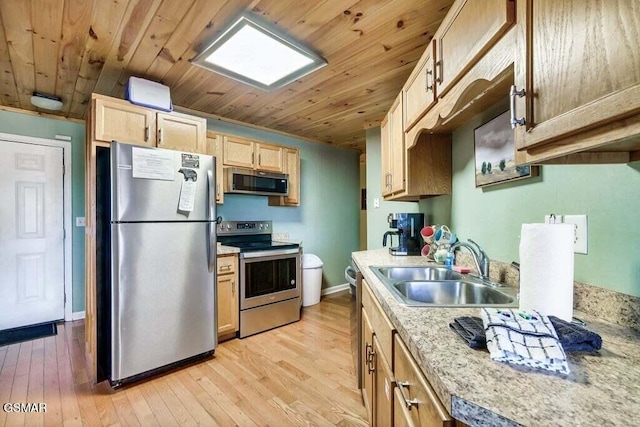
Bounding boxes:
207 170 216 273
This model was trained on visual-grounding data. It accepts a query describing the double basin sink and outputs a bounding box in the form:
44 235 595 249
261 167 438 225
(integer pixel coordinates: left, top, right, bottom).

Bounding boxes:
370 266 518 307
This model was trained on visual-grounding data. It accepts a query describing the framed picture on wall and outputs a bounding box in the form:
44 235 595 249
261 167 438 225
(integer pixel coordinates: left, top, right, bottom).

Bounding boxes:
474 111 539 187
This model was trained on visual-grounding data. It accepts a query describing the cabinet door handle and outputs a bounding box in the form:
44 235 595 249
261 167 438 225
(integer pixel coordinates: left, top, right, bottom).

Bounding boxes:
144 126 150 141
435 60 443 84
425 69 433 92
231 280 235 295
397 381 419 410
365 343 372 370
158 127 163 143
258 153 261 166
366 344 376 374
509 85 526 129
216 183 220 198
220 264 232 270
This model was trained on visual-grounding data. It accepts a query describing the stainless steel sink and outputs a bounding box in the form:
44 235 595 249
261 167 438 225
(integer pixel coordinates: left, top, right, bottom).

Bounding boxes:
393 281 516 306
374 266 464 281
370 265 518 307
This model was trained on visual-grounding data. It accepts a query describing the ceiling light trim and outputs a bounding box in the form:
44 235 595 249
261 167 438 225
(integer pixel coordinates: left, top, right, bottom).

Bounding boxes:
192 14 327 91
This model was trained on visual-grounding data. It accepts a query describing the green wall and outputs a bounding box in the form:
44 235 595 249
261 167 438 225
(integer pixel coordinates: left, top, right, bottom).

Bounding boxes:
209 120 360 290
0 110 86 312
365 128 420 249
419 100 640 297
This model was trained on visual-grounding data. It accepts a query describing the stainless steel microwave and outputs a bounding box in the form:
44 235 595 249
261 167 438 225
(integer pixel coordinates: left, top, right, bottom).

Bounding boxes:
225 167 289 196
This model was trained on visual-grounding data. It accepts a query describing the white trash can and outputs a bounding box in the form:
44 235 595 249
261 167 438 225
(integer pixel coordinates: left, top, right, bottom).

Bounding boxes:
302 254 323 307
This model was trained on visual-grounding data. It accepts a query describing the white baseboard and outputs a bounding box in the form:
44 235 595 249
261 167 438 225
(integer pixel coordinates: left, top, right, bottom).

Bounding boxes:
71 311 85 321
321 283 350 296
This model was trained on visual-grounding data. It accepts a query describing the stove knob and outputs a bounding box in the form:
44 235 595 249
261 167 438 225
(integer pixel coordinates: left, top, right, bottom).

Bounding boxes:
258 224 263 229
226 224 231 230
265 223 269 229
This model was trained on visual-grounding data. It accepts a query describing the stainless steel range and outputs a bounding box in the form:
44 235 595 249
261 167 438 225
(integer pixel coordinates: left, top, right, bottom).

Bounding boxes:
217 221 301 338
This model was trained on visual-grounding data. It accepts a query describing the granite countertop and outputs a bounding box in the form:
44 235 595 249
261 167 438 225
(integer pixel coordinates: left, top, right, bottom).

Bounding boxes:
217 244 240 255
352 249 640 426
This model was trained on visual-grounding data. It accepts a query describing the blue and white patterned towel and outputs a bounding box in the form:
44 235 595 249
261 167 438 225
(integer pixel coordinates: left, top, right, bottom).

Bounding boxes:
481 308 570 375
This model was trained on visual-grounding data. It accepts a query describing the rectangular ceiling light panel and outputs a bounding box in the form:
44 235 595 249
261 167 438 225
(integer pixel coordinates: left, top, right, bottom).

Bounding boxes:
193 15 327 91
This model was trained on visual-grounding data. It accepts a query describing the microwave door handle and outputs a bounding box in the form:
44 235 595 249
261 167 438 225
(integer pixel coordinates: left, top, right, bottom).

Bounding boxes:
207 170 216 273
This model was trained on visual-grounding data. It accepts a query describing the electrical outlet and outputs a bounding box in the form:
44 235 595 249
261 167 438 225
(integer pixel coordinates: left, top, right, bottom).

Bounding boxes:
373 198 380 208
563 215 588 254
76 217 86 227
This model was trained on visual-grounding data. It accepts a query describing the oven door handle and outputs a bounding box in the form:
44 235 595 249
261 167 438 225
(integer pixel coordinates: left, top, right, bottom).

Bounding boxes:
241 248 300 259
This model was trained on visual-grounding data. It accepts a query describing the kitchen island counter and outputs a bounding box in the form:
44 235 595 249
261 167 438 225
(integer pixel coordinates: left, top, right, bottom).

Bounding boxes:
352 249 640 426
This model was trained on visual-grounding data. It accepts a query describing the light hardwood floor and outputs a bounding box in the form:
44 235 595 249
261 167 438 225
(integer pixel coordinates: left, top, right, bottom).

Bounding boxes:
0 291 367 426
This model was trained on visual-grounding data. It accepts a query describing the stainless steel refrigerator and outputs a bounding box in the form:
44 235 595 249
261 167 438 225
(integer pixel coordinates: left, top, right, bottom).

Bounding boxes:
96 141 217 387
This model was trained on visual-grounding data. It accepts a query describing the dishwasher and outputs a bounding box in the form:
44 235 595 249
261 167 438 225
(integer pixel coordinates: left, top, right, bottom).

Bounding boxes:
345 262 362 390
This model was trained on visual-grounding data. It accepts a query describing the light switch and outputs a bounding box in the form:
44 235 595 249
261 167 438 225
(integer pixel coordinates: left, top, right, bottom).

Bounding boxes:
76 217 86 227
373 198 380 208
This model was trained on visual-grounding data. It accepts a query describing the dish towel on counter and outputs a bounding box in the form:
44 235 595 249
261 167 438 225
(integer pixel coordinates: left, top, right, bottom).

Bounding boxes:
481 308 570 374
449 316 486 349
450 316 602 352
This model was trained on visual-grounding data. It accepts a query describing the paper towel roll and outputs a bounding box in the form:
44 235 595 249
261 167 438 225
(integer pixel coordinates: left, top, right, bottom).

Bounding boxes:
519 223 575 321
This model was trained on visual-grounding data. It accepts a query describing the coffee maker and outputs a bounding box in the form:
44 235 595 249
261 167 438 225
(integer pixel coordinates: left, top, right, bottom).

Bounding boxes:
382 213 425 256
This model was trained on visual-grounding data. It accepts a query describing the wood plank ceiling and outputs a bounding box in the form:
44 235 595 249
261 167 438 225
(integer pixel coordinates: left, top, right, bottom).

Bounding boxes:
0 0 454 152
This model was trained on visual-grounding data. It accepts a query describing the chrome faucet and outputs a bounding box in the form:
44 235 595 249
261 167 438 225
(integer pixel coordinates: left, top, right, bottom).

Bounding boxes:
448 239 490 280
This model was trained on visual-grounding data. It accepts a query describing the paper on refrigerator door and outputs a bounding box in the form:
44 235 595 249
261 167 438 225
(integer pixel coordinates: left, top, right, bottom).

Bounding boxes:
178 180 197 212
132 147 175 181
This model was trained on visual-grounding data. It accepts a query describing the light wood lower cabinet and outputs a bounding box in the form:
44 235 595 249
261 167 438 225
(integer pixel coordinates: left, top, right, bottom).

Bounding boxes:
362 308 375 421
361 279 458 426
394 335 454 426
216 254 238 341
361 280 396 426
374 335 394 427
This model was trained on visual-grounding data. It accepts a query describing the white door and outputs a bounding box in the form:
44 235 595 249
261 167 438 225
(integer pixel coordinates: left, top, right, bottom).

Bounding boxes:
0 140 65 330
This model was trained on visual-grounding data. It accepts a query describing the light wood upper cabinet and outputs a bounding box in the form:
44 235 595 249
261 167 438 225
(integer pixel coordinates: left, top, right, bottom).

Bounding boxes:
381 92 405 197
216 254 238 340
206 134 224 204
514 0 640 163
92 95 207 154
222 136 283 172
404 41 437 131
394 335 455 427
156 111 206 154
256 143 284 172
223 135 256 168
269 147 300 207
435 0 515 97
93 96 155 146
